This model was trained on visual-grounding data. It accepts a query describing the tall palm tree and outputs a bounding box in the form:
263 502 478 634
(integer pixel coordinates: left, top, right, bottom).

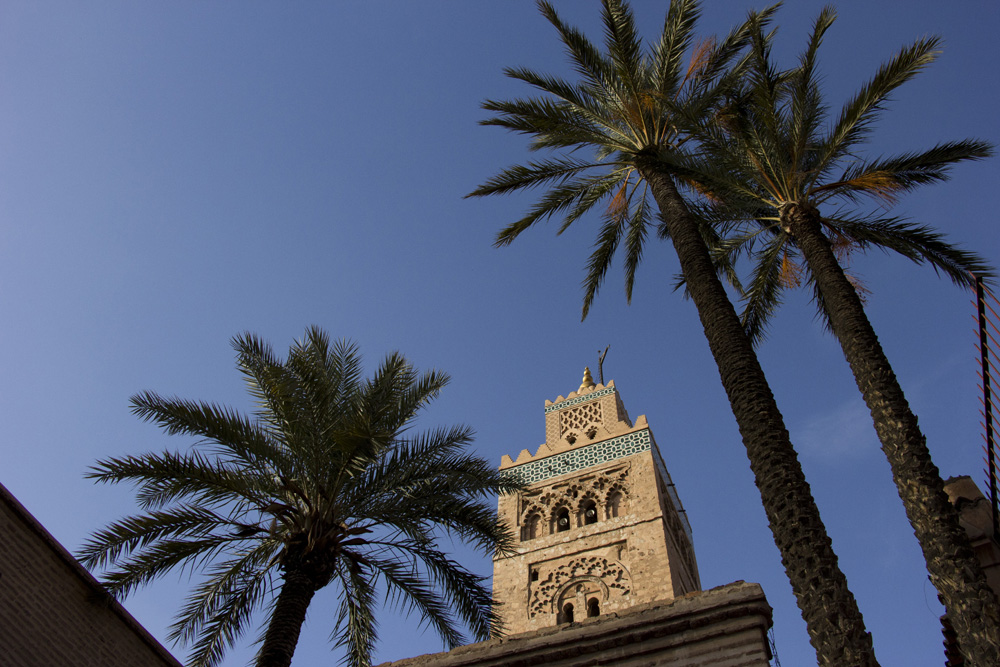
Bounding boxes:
79 327 520 667
685 10 1000 665
468 2 879 665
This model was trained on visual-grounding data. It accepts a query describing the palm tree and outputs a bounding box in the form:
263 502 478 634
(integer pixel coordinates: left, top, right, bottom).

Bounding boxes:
468 2 879 665
79 327 520 667
685 10 1000 665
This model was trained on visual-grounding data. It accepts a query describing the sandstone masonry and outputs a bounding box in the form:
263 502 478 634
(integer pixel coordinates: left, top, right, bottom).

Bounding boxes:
377 581 773 667
493 372 699 633
0 481 181 667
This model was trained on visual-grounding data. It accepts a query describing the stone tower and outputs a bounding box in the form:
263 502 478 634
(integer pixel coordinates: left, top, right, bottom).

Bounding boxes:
492 370 700 635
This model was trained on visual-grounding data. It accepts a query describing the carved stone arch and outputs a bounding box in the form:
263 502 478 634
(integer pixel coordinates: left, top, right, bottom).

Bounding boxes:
550 501 573 534
520 500 546 519
527 555 632 620
520 503 545 541
551 576 609 616
605 484 629 519
590 464 629 498
576 488 600 506
577 493 600 526
603 481 630 502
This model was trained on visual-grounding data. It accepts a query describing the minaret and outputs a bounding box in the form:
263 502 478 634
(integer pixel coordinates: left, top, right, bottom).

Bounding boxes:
492 370 700 634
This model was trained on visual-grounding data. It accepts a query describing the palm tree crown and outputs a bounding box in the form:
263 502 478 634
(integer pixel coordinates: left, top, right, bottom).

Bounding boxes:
470 2 880 665
471 0 759 317
687 8 993 339
684 10 1000 665
80 327 520 667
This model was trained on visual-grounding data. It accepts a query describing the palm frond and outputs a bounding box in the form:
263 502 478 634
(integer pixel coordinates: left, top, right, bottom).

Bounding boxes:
819 140 994 203
651 0 699 98
739 232 789 344
602 0 646 97
467 155 600 198
97 533 235 599
367 539 497 644
365 551 464 649
787 7 834 178
622 180 652 305
171 546 276 667
824 213 995 286
820 36 941 169
87 450 264 511
79 504 234 570
580 196 630 319
333 559 378 667
130 392 280 463
538 1 614 92
695 4 780 87
492 170 629 247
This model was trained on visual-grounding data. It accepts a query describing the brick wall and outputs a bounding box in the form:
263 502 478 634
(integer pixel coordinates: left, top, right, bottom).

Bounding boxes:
0 482 181 667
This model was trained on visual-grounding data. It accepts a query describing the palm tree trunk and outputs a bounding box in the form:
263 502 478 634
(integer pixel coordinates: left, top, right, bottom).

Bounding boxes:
784 202 1000 667
257 566 320 667
636 162 879 667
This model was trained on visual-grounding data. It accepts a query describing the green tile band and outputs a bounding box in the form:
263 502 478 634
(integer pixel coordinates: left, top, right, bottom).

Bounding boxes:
543 387 617 413
505 428 693 541
506 429 651 484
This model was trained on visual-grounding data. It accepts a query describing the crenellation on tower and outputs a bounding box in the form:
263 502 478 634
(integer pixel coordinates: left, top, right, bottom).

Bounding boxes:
493 370 700 634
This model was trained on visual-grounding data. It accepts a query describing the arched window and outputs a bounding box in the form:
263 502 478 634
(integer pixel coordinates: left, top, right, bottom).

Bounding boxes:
606 491 623 519
581 499 598 525
522 513 541 541
555 507 571 533
559 603 574 624
587 598 600 618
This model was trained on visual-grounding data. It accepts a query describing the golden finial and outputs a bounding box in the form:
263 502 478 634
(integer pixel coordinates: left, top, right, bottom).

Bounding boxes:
578 366 596 393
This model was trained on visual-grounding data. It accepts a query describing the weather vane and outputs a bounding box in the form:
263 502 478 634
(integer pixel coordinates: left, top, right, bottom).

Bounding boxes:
597 345 609 385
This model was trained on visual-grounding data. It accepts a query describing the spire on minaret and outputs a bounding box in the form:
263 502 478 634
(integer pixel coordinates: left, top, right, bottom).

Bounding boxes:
578 366 596 393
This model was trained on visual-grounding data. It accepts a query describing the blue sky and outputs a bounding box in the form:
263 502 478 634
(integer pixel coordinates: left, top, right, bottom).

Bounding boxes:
2 1 998 665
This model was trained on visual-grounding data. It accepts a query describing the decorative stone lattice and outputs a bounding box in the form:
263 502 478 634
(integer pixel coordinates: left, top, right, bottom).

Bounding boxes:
509 430 651 485
559 401 603 438
528 554 631 618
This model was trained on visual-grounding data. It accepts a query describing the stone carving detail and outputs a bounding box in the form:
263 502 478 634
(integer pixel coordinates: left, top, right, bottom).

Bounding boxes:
559 402 602 438
528 552 631 618
518 466 630 539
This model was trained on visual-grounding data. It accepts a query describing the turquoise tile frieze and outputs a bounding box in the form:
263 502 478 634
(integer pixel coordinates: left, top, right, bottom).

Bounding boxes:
507 429 651 484
543 387 616 413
